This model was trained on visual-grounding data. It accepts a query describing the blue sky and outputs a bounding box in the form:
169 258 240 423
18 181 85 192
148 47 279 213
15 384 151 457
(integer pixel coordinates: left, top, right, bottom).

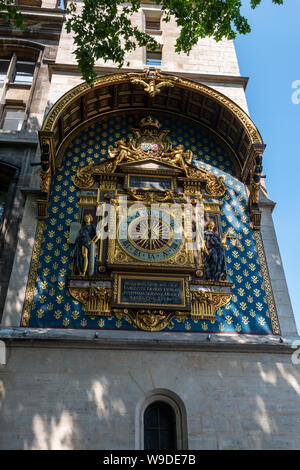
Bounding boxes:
234 0 300 334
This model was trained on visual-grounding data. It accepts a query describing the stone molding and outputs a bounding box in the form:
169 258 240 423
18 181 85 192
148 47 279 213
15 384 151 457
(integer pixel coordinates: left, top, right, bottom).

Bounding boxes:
0 328 298 354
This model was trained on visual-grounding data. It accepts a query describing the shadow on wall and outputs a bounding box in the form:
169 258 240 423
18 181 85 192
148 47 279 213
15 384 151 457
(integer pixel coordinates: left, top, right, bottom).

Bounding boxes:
0 112 47 323
1 347 300 449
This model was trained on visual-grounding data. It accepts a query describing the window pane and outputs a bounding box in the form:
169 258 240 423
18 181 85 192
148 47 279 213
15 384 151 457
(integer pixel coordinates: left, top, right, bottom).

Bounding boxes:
146 51 162 66
14 61 35 84
145 406 159 427
0 60 10 82
144 402 177 450
144 430 159 451
2 109 24 131
5 110 24 119
146 20 161 30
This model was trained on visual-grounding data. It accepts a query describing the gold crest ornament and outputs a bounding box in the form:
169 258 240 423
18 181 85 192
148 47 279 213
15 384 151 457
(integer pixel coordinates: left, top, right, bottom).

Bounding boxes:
128 68 179 98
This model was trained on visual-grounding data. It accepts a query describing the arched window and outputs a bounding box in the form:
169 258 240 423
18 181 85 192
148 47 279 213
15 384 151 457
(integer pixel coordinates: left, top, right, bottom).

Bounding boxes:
136 389 188 450
144 401 177 450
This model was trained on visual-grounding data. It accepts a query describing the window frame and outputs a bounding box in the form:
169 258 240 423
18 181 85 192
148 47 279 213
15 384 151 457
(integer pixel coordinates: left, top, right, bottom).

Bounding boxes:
12 60 35 85
144 401 177 450
0 49 41 131
0 106 25 131
146 49 162 67
0 59 10 83
143 8 163 35
135 389 188 450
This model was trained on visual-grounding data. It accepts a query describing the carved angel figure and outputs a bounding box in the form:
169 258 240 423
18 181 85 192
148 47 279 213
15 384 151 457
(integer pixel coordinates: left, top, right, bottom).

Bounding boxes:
108 139 139 172
161 144 193 176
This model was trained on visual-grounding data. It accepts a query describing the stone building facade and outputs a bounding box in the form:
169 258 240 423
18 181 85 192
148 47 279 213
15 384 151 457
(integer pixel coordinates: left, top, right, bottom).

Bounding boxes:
0 1 299 450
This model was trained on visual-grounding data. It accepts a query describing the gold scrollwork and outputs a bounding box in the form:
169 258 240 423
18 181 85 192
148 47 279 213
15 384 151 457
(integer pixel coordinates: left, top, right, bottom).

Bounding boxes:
127 188 177 203
40 167 52 194
114 308 178 332
183 180 202 197
99 175 118 191
68 286 112 316
128 68 179 98
73 161 114 189
191 290 232 320
206 175 226 197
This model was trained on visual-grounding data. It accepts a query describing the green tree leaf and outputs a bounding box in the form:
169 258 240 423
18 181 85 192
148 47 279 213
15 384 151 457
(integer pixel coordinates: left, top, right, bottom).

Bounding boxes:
1 0 284 85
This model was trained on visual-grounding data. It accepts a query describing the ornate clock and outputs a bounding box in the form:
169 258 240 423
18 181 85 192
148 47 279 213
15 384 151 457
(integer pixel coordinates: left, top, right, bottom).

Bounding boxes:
68 116 234 331
118 208 182 262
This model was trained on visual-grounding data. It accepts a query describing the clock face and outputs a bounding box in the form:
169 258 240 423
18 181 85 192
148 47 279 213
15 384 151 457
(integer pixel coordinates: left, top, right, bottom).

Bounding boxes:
118 208 182 262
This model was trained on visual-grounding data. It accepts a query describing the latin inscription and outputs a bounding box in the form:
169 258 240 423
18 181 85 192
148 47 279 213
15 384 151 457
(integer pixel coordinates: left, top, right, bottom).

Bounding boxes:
129 175 172 190
120 278 183 306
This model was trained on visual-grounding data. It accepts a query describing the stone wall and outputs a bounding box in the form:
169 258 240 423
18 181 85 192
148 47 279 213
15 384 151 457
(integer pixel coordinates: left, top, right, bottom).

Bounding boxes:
0 5 64 320
1 342 300 450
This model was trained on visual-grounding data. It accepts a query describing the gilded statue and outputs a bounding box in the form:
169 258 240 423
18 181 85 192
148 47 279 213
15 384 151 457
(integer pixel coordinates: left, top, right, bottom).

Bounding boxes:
108 139 139 172
201 221 227 281
161 144 193 176
73 214 96 276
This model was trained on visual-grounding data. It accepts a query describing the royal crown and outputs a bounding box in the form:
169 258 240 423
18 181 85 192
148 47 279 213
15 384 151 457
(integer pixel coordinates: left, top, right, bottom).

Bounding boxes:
139 116 162 130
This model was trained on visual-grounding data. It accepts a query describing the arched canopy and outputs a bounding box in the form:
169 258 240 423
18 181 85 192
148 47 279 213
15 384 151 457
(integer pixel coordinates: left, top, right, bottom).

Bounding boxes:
40 72 265 184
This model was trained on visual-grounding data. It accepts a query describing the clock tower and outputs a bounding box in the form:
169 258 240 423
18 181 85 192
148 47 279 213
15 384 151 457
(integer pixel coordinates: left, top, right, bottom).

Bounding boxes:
0 1 299 451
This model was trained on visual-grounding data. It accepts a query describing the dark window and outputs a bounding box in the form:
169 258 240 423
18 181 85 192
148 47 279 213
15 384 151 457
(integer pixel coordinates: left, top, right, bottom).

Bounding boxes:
0 56 36 85
0 164 15 227
145 19 161 31
13 61 35 84
144 401 177 450
0 59 10 82
0 190 6 224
